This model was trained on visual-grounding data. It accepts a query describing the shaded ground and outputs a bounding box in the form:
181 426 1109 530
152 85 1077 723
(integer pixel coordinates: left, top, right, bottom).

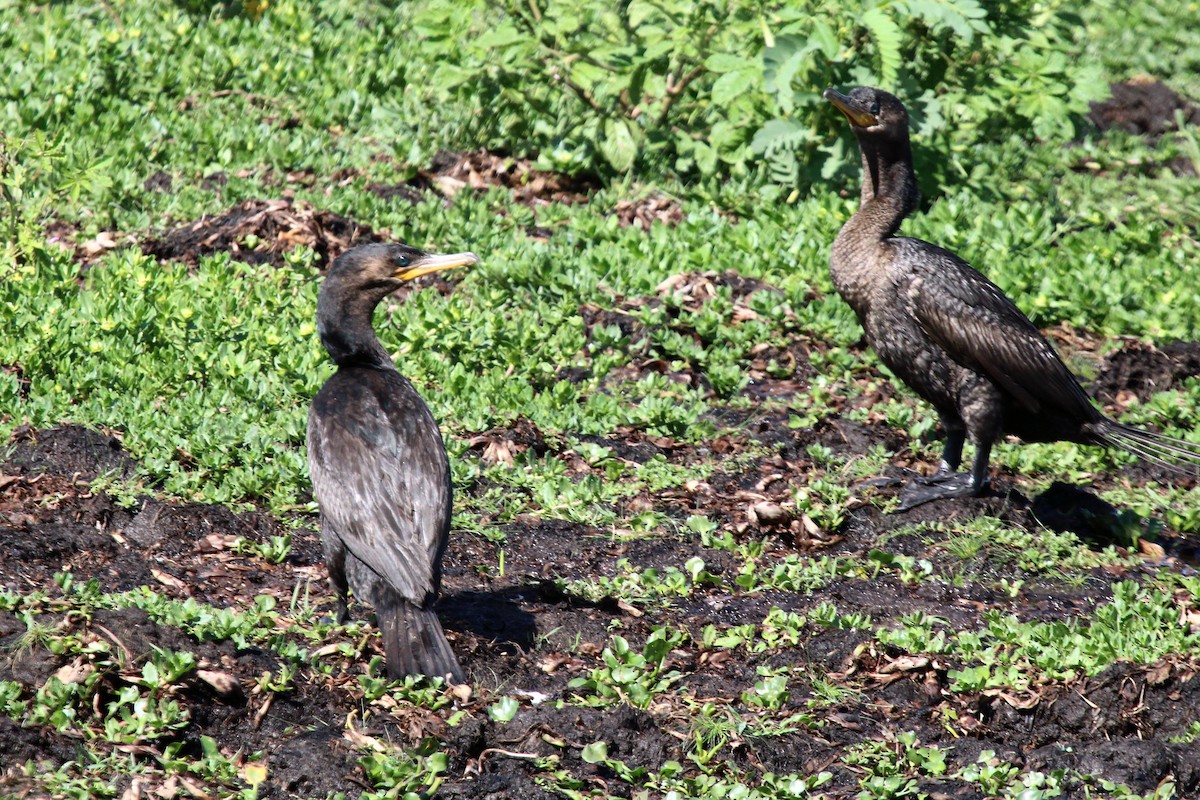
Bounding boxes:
4 310 1200 798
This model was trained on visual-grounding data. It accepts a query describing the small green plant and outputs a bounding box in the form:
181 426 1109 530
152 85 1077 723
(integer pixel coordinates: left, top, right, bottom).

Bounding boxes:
233 533 293 564
488 695 520 723
568 627 686 708
742 667 790 710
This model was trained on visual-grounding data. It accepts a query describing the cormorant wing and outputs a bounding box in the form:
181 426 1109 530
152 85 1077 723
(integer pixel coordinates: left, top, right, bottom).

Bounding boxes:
307 373 450 604
900 241 1096 417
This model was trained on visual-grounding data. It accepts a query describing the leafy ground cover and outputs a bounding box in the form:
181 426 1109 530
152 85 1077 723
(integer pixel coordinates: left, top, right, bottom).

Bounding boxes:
3 1 1200 799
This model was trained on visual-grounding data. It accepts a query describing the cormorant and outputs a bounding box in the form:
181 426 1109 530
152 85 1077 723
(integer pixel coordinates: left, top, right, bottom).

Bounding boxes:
307 242 477 681
824 86 1200 508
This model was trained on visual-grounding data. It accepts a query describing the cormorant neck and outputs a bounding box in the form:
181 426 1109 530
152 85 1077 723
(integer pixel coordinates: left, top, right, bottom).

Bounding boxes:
851 133 919 240
316 283 397 371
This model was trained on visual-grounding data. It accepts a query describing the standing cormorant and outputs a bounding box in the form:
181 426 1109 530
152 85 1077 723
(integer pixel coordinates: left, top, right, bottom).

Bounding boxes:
307 242 477 681
824 86 1200 508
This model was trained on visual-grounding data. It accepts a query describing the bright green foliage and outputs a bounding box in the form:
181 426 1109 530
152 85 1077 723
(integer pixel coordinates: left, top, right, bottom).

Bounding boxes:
754 0 1105 191
876 582 1200 691
411 0 768 178
360 744 449 799
567 627 687 708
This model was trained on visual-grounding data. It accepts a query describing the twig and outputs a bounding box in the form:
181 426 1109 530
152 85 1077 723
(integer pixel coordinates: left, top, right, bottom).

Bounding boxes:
658 64 705 127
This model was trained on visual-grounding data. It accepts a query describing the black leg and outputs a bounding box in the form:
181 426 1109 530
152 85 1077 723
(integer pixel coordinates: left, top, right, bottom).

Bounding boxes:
321 523 351 624
897 439 991 511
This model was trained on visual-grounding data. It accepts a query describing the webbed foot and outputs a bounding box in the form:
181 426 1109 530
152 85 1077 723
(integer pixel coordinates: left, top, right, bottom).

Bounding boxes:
897 472 986 511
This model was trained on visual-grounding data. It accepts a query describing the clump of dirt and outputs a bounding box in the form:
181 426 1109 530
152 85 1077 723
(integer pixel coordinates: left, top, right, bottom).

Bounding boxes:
613 194 684 229
1092 340 1200 405
5 424 138 481
143 198 382 269
415 150 596 207
1089 76 1200 138
144 170 173 193
467 417 555 468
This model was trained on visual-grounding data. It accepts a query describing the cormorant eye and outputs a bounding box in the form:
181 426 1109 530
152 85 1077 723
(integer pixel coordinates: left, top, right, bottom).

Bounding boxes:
394 255 411 268
870 102 880 115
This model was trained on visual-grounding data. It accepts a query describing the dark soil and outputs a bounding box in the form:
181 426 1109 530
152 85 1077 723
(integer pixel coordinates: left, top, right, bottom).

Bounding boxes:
1086 76 1200 176
1089 76 1200 138
143 198 383 269
1092 340 1200 404
4 319 1200 799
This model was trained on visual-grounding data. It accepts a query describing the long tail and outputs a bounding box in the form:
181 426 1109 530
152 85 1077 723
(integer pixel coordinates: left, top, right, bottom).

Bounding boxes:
1092 419 1200 475
377 595 464 684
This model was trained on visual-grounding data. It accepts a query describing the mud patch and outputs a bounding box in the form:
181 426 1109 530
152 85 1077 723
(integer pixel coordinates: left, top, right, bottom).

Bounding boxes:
414 150 596 207
1089 76 1200 139
143 198 382 269
1092 339 1200 405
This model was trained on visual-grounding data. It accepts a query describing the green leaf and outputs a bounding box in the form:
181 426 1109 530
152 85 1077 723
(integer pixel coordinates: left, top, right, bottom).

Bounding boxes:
711 69 756 107
705 53 756 73
626 0 658 28
899 0 989 40
580 741 609 764
861 7 903 86
750 118 809 155
600 118 638 172
475 23 525 50
487 696 520 723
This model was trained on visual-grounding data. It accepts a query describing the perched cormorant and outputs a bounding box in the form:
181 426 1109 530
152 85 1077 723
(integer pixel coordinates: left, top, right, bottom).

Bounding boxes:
824 86 1200 508
307 242 477 681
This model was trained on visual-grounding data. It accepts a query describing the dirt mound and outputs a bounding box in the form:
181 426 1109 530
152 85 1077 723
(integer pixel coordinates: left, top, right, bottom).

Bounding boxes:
5 424 138 481
1089 76 1200 138
413 150 595 207
144 198 382 269
1092 340 1200 404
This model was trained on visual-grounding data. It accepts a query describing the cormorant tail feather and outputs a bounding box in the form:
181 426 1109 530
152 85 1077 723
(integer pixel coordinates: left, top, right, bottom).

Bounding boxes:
1094 420 1200 475
377 595 464 684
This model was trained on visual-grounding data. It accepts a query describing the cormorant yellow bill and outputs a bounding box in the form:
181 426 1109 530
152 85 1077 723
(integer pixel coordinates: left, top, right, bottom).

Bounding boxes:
823 88 878 128
396 251 479 282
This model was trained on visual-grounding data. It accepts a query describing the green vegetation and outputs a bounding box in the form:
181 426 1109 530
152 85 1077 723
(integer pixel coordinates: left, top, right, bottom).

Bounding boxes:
3 1 1200 798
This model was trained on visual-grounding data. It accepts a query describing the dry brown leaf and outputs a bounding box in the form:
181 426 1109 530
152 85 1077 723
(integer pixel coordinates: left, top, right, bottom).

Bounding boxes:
1146 662 1171 685
151 568 186 589
540 654 570 674
197 669 242 699
53 658 94 685
616 599 644 618
1138 539 1166 560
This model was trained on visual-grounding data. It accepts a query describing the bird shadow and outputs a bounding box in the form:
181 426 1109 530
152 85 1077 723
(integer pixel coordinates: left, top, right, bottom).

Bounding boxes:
1029 481 1199 563
439 585 541 652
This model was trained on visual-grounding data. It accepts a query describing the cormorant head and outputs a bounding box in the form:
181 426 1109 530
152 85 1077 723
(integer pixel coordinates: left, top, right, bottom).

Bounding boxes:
823 86 909 141
327 242 479 292
316 242 478 366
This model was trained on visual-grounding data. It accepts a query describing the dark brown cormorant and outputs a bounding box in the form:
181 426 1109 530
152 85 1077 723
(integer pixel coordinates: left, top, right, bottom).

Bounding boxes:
307 242 477 681
824 86 1200 508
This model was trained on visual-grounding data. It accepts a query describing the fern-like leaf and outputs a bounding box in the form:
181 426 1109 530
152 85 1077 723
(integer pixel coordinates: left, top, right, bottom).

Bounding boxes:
898 0 989 42
750 118 812 185
861 7 903 87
